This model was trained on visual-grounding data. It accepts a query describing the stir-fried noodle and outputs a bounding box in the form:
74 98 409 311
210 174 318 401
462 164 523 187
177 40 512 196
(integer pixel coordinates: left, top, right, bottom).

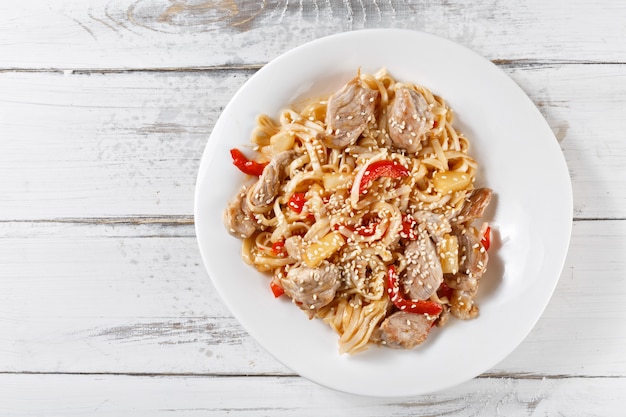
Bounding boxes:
224 69 493 354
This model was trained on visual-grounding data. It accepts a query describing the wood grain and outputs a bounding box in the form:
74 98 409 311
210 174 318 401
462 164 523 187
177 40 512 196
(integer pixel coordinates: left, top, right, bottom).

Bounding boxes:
2 0 625 414
1 374 625 416
1 1 624 70
2 220 625 377
0 69 248 219
1 64 625 220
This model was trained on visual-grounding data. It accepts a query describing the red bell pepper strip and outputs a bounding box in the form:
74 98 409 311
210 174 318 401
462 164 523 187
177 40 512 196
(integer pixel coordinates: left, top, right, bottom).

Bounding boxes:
270 280 285 298
400 214 417 240
270 241 286 257
359 160 410 194
387 265 443 316
230 148 268 176
481 226 491 251
287 192 307 214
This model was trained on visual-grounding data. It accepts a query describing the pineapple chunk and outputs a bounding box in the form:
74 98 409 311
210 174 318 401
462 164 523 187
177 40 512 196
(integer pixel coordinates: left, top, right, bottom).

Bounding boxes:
323 172 353 191
303 231 345 268
433 171 472 194
438 233 459 274
270 132 296 154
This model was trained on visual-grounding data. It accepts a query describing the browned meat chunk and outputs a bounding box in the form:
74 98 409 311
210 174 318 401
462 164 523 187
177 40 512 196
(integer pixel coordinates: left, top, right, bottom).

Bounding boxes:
283 235 305 261
444 272 479 293
248 150 298 209
412 211 452 243
455 188 493 224
387 87 434 153
279 262 341 318
223 186 259 239
375 311 435 349
444 227 488 293
401 229 443 300
457 228 488 278
450 289 479 320
324 76 379 149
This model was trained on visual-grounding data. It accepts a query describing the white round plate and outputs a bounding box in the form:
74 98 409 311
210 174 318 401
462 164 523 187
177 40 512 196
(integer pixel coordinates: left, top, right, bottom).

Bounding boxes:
194 29 572 397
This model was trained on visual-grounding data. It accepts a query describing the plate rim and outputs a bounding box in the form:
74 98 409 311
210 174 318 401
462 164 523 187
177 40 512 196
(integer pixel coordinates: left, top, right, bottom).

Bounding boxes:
194 28 573 397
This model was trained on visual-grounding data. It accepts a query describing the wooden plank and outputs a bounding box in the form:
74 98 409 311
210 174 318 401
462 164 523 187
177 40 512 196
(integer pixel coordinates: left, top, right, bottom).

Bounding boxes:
0 373 625 416
1 220 625 377
0 221 288 375
1 64 625 220
1 1 624 69
504 63 626 219
0 69 251 219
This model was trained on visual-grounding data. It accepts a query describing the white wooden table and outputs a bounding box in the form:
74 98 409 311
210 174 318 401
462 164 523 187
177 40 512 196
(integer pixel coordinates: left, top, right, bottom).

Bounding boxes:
2 1 625 415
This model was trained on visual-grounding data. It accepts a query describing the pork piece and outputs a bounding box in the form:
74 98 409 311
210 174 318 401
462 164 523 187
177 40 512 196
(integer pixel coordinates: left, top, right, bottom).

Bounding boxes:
283 235 305 261
279 262 341 318
248 150 298 209
412 211 452 243
387 87 434 153
375 311 435 349
324 76 379 149
444 227 488 292
401 229 444 301
450 289 479 320
454 188 493 224
456 228 488 278
444 272 479 293
342 257 368 289
224 186 258 239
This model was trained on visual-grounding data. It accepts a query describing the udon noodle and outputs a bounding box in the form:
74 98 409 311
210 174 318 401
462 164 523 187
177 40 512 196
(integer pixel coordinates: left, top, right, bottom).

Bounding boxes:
224 68 493 354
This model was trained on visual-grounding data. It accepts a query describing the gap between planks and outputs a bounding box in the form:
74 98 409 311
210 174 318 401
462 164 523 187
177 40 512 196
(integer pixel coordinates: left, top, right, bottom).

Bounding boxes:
0 65 262 75
0 60 624 75
0 216 194 226
1 217 622 226
0 370 620 380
